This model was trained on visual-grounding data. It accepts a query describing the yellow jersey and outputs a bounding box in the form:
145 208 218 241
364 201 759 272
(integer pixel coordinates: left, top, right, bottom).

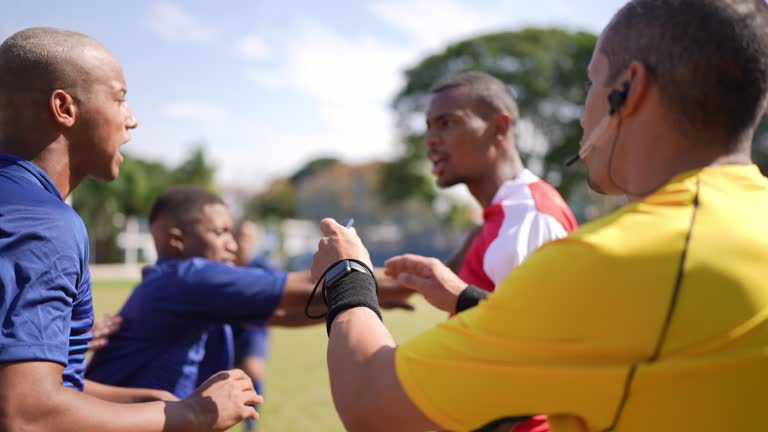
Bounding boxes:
396 164 768 432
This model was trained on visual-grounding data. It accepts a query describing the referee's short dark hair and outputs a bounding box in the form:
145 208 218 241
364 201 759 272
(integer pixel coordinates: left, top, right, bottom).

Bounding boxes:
601 0 768 144
149 185 225 225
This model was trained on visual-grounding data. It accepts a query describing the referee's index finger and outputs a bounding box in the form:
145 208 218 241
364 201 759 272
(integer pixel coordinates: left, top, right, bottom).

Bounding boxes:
319 217 341 235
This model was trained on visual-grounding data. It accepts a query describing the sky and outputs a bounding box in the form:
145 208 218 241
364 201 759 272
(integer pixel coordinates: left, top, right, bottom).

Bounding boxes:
2 0 622 191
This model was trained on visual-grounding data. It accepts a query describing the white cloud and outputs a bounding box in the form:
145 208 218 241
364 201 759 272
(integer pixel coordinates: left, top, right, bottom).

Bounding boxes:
246 68 284 88
242 24 412 167
369 0 504 48
162 102 229 123
238 35 270 61
186 0 613 189
229 3 518 188
146 3 216 42
234 1 520 182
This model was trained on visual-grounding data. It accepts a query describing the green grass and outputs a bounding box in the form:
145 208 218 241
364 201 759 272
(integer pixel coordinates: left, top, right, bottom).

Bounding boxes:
92 280 445 432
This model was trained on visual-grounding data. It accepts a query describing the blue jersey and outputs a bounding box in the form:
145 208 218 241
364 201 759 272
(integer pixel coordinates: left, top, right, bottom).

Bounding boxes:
86 257 286 398
203 255 276 395
0 154 94 391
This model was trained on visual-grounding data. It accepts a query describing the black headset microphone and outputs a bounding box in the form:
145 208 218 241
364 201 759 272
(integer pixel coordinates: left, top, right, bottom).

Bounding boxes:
565 81 630 167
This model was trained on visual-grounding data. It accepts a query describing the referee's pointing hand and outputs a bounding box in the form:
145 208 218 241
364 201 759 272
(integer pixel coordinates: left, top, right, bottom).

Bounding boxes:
312 218 373 283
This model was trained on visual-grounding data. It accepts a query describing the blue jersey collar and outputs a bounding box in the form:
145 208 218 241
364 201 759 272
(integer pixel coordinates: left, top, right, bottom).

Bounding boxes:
0 153 63 201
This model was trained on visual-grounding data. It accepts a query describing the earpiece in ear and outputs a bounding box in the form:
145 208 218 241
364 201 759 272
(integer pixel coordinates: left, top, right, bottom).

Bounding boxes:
608 81 631 115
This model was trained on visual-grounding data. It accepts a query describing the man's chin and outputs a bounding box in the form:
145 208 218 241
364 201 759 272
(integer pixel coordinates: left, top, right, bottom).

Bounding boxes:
104 165 121 182
108 154 126 180
587 175 623 196
90 167 120 182
436 176 464 189
586 177 608 195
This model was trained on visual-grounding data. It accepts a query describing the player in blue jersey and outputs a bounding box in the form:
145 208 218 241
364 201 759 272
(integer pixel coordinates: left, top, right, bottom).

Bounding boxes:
0 27 265 432
86 185 413 398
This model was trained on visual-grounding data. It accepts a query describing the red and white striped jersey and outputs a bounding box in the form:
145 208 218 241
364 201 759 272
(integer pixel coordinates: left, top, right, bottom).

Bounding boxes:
459 169 578 292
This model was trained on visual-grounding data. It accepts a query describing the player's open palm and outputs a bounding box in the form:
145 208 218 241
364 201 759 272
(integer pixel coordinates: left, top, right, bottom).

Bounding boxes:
185 368 263 431
384 254 468 314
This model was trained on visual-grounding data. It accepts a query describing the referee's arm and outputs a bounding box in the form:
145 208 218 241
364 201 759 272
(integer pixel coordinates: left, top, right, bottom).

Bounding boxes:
314 218 439 432
328 308 439 432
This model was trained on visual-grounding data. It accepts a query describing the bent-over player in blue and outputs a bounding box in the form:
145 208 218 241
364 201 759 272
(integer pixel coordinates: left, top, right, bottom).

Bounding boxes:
86 186 413 397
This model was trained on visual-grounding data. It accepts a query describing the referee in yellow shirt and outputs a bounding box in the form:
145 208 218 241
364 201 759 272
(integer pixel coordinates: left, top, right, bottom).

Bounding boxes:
311 1 768 431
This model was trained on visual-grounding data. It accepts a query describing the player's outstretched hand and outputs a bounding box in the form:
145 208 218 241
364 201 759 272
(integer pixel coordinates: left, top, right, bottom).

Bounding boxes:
384 254 468 314
184 368 263 431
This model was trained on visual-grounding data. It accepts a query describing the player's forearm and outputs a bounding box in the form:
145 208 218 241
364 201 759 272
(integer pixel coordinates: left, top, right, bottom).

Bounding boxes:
84 379 177 403
3 386 205 432
328 307 397 432
276 271 315 310
267 308 324 327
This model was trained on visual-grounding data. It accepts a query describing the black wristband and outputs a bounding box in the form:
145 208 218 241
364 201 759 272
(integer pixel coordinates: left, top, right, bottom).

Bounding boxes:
455 285 489 313
325 270 382 335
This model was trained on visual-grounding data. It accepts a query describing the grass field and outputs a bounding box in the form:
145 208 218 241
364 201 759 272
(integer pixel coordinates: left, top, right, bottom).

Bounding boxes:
92 280 445 432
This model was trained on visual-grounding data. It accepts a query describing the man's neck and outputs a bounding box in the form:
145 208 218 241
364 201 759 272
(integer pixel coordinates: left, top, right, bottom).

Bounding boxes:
468 162 524 207
0 137 78 199
626 144 752 203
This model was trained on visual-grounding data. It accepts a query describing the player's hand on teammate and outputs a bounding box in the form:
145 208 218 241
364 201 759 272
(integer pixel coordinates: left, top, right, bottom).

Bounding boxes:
89 313 123 352
384 254 468 314
141 389 179 402
235 220 259 266
184 368 263 431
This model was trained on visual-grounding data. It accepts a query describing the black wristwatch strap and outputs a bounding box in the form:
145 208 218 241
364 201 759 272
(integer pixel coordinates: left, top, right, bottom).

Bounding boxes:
325 259 373 287
303 259 383 335
325 270 381 335
455 285 489 313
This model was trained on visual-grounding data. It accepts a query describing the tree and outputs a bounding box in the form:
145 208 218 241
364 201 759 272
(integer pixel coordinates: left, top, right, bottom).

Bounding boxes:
290 157 339 185
245 157 341 220
381 28 598 219
378 135 436 206
246 178 298 221
170 146 217 190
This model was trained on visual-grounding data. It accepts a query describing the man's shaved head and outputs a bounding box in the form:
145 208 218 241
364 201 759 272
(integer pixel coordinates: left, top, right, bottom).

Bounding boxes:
0 27 119 144
0 27 137 196
0 27 111 93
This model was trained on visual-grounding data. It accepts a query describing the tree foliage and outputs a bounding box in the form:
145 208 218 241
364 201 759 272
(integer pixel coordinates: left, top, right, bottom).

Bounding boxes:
290 157 340 185
245 157 341 220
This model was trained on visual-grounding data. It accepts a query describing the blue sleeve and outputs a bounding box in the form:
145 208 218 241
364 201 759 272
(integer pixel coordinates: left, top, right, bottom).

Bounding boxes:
0 209 85 367
235 326 270 359
247 256 280 272
161 260 286 325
